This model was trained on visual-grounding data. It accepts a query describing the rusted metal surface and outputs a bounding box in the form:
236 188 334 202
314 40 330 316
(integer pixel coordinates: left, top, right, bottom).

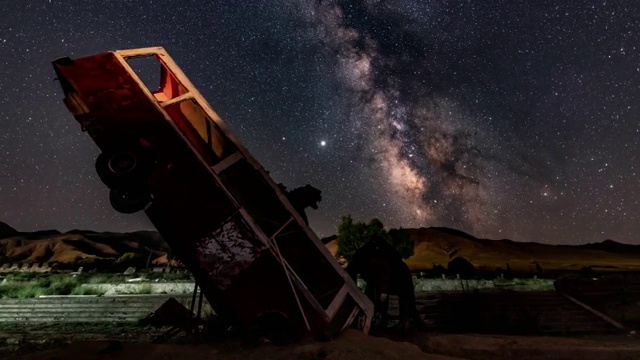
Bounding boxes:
195 214 268 290
52 47 373 339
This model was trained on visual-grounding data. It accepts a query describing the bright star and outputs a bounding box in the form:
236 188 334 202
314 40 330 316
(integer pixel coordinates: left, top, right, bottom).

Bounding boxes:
320 140 327 146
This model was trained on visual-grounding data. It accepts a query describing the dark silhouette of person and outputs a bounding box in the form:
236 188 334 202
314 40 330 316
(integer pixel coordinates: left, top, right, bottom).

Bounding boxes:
278 184 322 225
345 235 421 333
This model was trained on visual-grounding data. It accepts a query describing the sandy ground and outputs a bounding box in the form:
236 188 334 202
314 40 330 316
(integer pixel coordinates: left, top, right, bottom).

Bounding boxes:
6 329 640 360
9 330 461 360
417 333 640 360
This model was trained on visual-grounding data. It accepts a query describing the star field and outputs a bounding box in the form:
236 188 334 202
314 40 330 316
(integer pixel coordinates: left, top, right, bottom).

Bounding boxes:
0 1 639 245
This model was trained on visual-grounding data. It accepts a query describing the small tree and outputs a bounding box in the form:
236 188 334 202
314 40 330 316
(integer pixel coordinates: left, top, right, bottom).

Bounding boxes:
336 216 414 262
336 215 368 262
387 228 415 259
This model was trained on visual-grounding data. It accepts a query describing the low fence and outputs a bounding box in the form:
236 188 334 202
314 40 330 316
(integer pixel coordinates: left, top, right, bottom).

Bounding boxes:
0 263 52 273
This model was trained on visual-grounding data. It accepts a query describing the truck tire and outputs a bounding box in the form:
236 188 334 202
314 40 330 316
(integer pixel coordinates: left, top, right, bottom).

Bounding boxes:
109 186 151 214
96 148 151 188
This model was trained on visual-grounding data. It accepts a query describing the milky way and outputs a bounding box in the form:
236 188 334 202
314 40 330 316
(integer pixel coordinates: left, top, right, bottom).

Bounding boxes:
311 1 506 233
1 0 639 244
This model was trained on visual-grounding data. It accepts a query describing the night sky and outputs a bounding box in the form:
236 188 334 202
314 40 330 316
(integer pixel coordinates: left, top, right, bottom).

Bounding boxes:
1 1 639 245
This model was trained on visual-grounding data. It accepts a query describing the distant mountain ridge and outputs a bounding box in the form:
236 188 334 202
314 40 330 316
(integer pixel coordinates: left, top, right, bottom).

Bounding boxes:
398 227 640 272
0 221 168 265
1 222 638 271
0 222 19 239
572 239 640 254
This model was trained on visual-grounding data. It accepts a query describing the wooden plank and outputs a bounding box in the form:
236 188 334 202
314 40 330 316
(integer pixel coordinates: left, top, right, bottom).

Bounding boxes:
114 47 165 59
212 151 244 174
160 92 193 108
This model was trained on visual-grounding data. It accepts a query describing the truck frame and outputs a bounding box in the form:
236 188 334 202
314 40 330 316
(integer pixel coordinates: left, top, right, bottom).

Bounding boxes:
52 47 373 338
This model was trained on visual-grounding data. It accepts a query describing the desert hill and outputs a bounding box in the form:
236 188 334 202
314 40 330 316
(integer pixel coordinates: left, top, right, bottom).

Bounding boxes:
572 239 640 254
398 227 640 272
323 227 640 272
0 222 168 265
1 222 639 272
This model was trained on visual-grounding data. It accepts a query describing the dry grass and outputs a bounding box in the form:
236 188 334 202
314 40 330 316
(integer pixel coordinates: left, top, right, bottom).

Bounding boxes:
0 274 105 298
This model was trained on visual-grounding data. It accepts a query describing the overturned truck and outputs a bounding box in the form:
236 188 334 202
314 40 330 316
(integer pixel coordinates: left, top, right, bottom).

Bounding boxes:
52 47 373 338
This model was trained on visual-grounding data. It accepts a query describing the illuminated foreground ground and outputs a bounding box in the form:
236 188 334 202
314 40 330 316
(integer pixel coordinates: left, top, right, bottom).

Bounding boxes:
3 327 639 360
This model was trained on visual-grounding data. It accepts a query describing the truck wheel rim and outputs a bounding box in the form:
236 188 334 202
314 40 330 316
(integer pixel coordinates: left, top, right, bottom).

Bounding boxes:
108 152 137 174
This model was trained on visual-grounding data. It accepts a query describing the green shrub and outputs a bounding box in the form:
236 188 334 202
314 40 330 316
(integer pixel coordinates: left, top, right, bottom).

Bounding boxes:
134 284 153 294
37 276 53 288
5 272 39 282
87 274 123 284
45 276 79 295
15 286 43 299
0 284 22 298
70 286 104 296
